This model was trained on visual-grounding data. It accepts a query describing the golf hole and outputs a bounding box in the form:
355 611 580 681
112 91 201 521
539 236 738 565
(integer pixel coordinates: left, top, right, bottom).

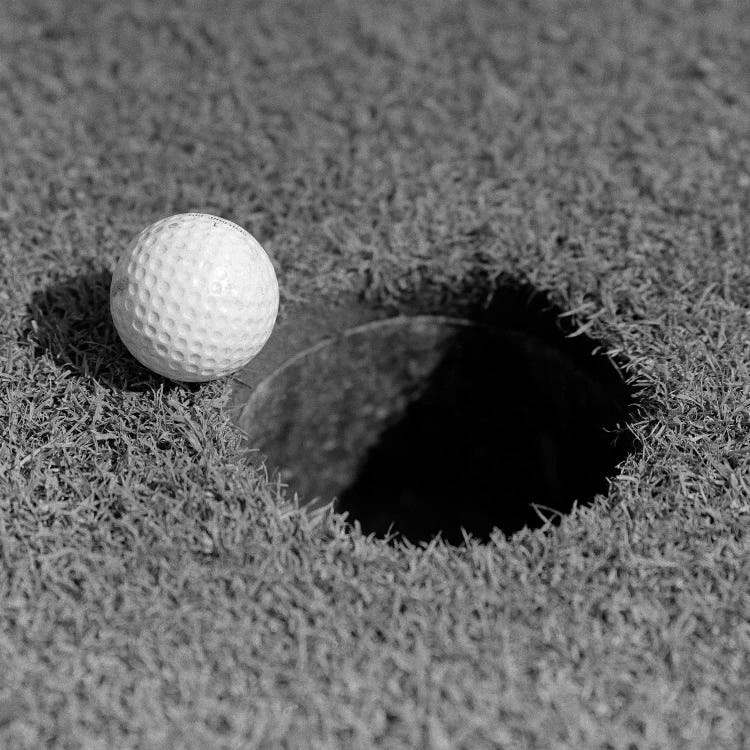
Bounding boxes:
232 284 637 545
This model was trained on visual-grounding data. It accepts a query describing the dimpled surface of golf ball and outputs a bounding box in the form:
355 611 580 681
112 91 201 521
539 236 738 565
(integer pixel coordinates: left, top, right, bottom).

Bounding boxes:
110 213 279 382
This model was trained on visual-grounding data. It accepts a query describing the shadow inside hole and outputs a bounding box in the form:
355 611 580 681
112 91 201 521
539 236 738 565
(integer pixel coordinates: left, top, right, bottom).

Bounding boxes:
25 269 187 391
338 323 633 545
239 282 637 545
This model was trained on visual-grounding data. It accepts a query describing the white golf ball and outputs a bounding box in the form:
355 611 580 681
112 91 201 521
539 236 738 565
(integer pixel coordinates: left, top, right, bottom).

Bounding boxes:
110 213 279 382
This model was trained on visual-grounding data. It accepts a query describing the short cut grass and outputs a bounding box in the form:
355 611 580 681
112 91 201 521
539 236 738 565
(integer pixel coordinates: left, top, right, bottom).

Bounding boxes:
1 0 749 748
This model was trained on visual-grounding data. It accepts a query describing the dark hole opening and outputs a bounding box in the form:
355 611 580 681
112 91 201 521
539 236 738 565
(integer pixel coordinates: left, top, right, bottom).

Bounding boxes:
237 280 639 545
338 321 633 544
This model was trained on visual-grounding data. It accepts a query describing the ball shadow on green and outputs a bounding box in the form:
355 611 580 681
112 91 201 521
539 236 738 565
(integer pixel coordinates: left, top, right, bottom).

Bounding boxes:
25 269 189 392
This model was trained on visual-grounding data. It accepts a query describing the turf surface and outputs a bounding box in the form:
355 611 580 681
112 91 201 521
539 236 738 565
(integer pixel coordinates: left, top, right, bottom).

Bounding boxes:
1 0 750 747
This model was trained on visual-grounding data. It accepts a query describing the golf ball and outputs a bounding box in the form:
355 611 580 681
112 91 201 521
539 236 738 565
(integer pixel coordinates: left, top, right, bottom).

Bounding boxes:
110 213 279 382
